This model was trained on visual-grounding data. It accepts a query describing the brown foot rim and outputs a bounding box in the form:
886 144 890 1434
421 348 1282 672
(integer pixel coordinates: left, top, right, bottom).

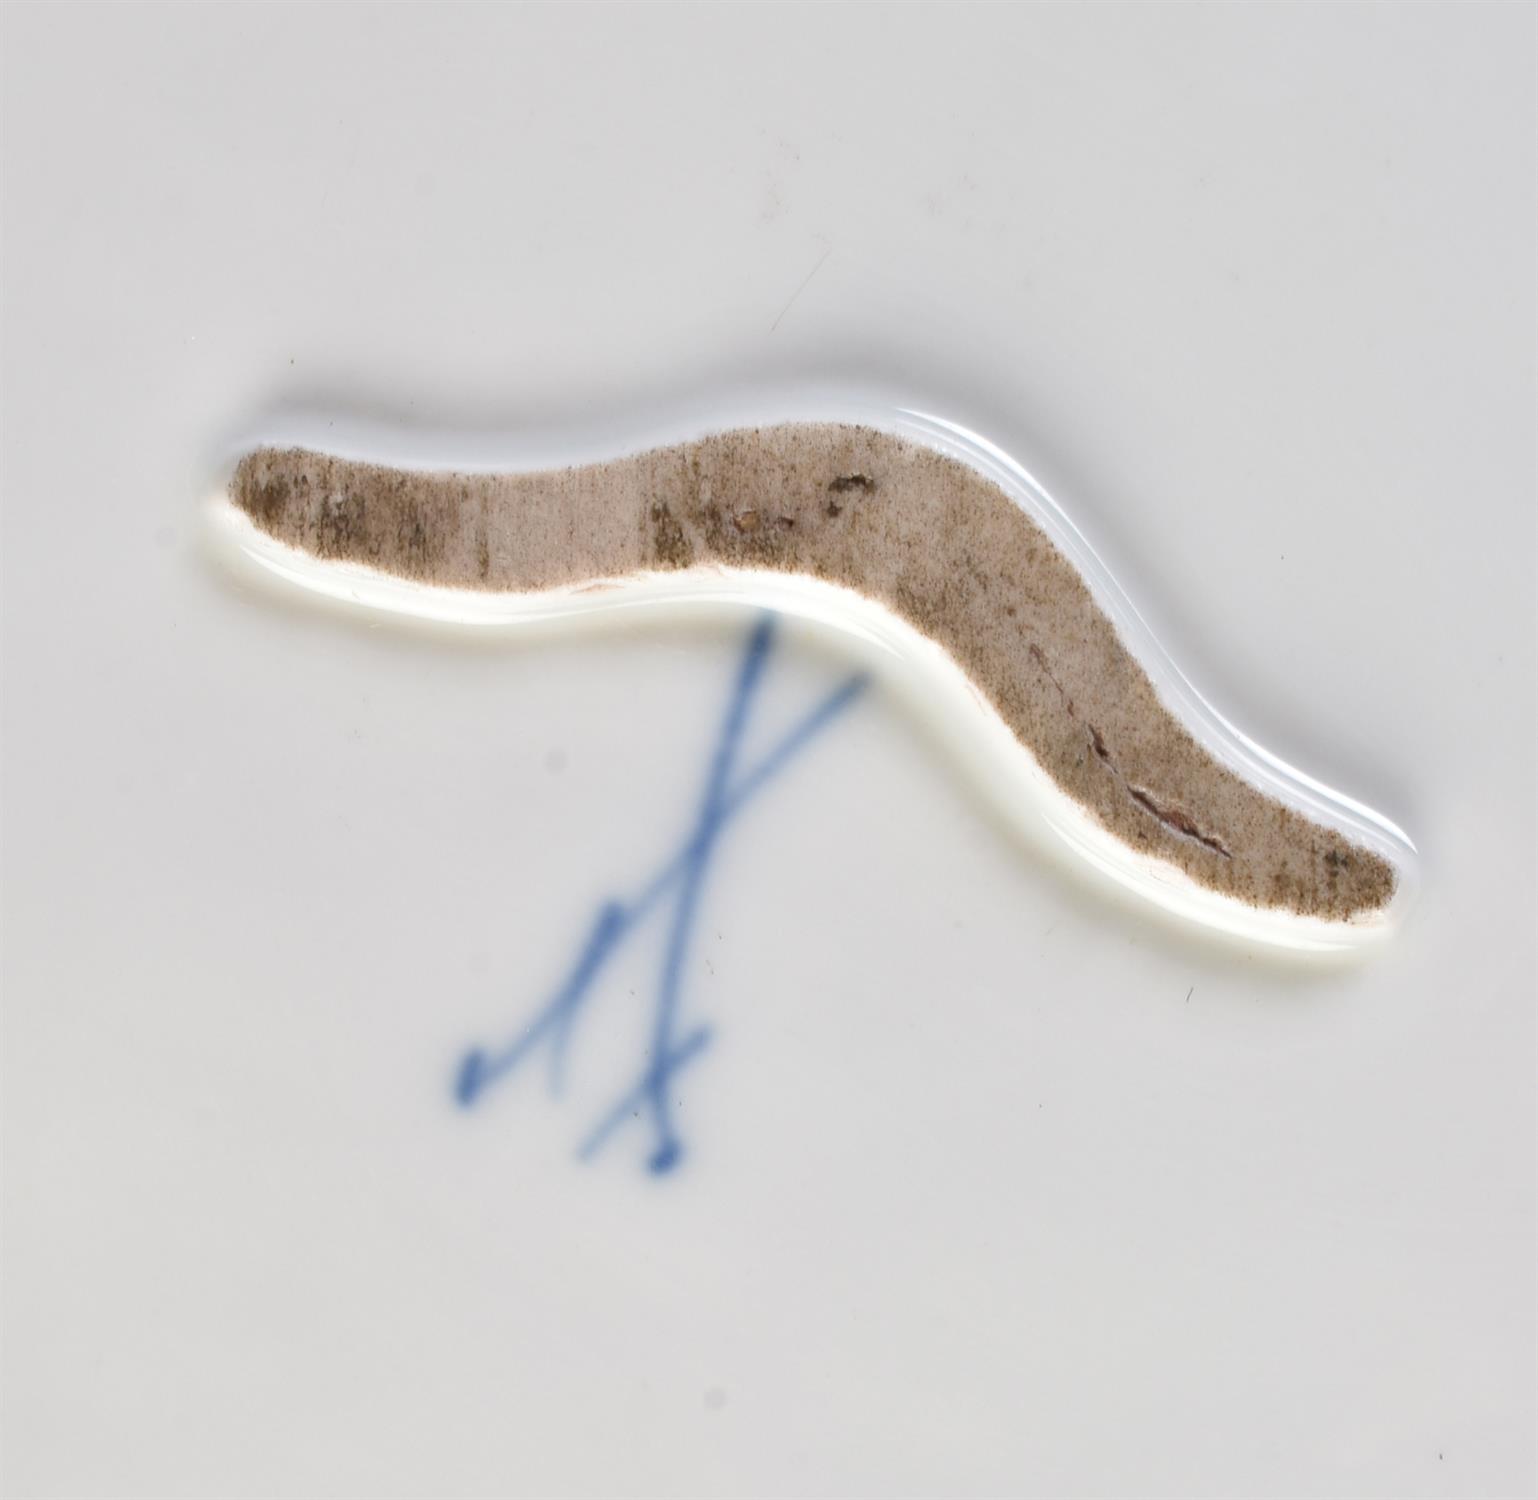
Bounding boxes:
230 422 1398 924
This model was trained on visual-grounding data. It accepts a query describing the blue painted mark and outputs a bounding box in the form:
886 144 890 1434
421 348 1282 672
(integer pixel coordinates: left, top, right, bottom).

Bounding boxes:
454 613 869 1176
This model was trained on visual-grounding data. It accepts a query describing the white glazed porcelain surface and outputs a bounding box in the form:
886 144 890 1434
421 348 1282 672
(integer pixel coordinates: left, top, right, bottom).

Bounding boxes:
3 7 1533 1498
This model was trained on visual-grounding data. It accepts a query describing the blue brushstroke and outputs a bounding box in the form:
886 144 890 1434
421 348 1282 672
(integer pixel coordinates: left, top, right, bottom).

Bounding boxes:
454 613 869 1176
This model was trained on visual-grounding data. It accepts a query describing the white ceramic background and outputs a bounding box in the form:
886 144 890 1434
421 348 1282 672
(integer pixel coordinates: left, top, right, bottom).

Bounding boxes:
3 7 1533 1498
